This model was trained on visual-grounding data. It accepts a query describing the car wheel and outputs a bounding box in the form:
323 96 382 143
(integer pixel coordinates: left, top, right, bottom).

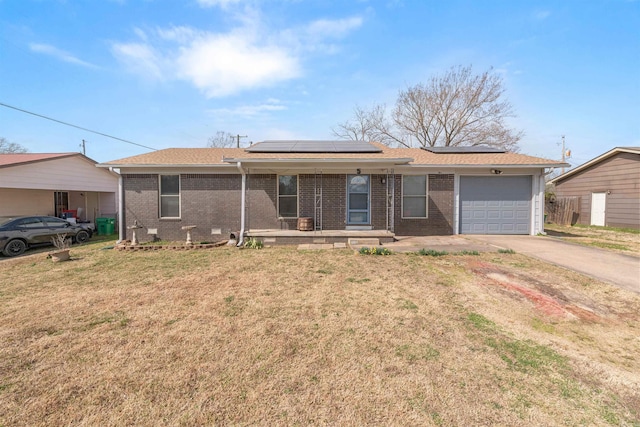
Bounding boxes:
75 230 90 244
3 239 27 257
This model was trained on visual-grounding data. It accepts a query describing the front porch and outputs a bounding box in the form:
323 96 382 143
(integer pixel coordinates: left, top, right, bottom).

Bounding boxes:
246 229 395 246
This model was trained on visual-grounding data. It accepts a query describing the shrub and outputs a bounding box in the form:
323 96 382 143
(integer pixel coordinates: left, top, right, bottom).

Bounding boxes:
244 238 264 249
418 248 448 257
358 247 392 256
456 250 480 256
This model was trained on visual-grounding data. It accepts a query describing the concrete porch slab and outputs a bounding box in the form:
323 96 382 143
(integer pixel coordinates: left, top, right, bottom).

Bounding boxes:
248 229 394 246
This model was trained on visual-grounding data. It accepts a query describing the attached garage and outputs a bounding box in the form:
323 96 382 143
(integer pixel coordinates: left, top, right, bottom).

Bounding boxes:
459 176 532 234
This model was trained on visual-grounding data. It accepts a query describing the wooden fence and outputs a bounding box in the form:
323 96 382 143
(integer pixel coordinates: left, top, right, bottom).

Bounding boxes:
546 196 581 225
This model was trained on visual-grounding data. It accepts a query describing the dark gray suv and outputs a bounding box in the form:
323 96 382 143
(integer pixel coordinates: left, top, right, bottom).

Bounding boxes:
0 216 92 257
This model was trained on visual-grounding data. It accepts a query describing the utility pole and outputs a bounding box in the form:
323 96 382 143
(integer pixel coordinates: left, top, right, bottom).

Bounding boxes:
561 135 571 174
234 134 247 148
81 139 86 155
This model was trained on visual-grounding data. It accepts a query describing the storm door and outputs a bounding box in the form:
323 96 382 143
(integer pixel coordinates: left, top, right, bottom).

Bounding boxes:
53 191 69 217
347 174 370 224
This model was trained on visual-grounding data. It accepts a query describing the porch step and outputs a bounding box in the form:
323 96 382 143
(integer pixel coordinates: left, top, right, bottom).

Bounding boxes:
348 238 380 248
297 242 349 250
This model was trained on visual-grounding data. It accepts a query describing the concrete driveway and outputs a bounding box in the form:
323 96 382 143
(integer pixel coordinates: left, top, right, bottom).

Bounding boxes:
466 235 640 295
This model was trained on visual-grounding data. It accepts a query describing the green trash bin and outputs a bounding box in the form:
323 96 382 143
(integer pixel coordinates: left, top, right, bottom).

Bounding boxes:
96 217 113 235
104 218 115 235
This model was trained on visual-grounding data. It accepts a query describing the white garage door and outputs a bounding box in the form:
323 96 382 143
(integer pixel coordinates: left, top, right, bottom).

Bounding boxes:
460 176 532 234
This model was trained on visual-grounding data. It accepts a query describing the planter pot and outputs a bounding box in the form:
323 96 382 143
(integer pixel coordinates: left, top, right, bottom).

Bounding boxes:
50 249 70 262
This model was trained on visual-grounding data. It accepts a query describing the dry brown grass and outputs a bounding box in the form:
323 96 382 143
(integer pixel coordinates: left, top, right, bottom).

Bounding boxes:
544 223 640 255
1 240 639 426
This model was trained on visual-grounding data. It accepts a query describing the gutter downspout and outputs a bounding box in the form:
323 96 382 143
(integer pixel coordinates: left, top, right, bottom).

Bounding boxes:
110 167 125 243
236 162 246 247
538 167 556 236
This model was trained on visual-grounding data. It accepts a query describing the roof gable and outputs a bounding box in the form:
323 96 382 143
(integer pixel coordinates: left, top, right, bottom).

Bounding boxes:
0 153 90 168
550 147 640 184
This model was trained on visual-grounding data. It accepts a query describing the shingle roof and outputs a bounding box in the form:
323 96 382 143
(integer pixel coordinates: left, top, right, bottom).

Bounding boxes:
246 140 382 153
99 143 565 168
0 153 81 168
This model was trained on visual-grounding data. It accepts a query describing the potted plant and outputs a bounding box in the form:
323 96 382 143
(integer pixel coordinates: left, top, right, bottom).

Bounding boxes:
49 233 71 262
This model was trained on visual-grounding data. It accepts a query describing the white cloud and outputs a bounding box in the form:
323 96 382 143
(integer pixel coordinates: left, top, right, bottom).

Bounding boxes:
176 32 300 97
133 27 148 42
111 42 165 80
207 99 287 117
111 11 363 97
533 10 551 20
29 43 98 69
157 25 199 43
306 16 363 39
196 0 243 8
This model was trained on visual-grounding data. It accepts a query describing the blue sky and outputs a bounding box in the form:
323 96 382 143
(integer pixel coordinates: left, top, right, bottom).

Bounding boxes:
1 0 638 167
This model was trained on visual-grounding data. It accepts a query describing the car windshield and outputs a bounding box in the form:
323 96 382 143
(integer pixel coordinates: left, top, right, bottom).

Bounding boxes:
0 217 16 227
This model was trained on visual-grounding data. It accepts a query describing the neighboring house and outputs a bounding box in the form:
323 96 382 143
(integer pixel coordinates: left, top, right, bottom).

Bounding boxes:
550 147 640 229
98 141 566 244
0 153 119 222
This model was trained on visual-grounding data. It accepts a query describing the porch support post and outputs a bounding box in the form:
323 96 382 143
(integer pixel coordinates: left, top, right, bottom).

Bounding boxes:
535 173 545 235
385 169 389 231
110 167 125 243
389 169 395 233
237 162 246 247
314 169 322 230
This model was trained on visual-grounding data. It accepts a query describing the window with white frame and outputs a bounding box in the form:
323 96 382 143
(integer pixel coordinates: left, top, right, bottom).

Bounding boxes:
159 175 180 218
402 175 428 218
278 175 298 218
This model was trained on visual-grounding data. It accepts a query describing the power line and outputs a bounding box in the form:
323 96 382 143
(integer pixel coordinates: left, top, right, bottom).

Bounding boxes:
0 101 157 151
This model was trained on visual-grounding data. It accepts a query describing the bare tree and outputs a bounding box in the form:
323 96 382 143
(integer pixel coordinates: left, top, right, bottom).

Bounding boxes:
332 105 395 144
0 137 29 153
207 131 235 148
333 66 523 150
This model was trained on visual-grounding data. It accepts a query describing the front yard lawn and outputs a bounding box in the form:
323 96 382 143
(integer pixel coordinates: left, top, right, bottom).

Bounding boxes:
1 240 639 425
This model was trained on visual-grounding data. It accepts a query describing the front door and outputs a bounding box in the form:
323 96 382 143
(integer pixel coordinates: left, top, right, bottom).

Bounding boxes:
590 192 606 226
347 174 370 224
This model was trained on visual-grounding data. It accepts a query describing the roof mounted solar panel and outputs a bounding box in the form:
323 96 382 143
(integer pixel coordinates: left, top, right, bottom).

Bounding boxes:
421 146 506 153
246 140 383 153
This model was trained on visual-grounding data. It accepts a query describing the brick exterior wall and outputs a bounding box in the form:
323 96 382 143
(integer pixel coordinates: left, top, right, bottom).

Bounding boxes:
304 174 347 230
123 174 242 242
393 174 454 235
122 172 455 242
246 174 279 229
370 174 388 230
299 174 389 230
